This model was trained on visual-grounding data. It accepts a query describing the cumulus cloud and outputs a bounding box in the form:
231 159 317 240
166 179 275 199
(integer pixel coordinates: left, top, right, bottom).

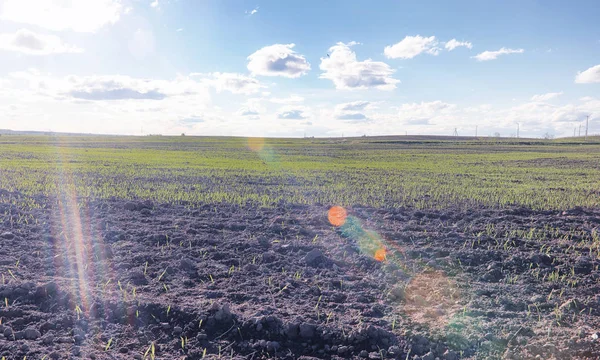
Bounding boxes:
320 42 399 90
239 109 259 116
209 72 264 95
247 44 310 78
0 0 124 33
473 47 524 61
575 64 600 84
384 35 440 59
5 71 213 102
531 92 563 102
337 101 371 111
64 75 201 100
0 29 83 55
445 39 473 51
278 109 308 120
398 101 457 125
333 101 372 121
337 113 368 121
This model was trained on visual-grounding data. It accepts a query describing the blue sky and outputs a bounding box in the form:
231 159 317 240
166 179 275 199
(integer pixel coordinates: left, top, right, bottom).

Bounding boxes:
0 0 599 137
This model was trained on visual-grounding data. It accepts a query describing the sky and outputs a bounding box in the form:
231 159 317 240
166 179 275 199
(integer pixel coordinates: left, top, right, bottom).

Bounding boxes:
0 0 599 138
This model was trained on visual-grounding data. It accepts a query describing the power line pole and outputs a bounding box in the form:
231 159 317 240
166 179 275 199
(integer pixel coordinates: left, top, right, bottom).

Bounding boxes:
517 123 519 138
585 115 589 141
453 128 458 137
475 125 478 137
579 124 582 137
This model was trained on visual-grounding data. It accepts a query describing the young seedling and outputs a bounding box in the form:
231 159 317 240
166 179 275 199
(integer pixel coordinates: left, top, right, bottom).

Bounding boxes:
158 269 167 281
105 338 113 351
75 305 83 320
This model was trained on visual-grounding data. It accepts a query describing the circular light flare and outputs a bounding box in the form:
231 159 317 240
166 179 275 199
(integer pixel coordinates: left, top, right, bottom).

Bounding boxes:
248 137 265 152
328 206 347 227
374 248 387 262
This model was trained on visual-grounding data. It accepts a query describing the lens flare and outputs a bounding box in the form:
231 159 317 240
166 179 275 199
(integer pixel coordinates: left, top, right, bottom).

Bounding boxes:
247 137 280 167
328 206 347 227
374 248 387 262
247 137 265 152
402 271 462 328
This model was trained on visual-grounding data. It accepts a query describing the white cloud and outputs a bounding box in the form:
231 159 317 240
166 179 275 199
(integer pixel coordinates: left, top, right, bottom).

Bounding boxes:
445 39 473 51
473 47 524 61
150 0 159 8
278 109 308 120
268 95 304 104
245 7 259 15
334 101 372 121
575 64 600 84
210 72 265 95
0 0 124 33
176 28 183 32
247 43 310 78
384 35 440 59
337 101 371 111
337 113 368 121
0 29 83 55
320 42 399 90
398 101 457 125
531 92 563 102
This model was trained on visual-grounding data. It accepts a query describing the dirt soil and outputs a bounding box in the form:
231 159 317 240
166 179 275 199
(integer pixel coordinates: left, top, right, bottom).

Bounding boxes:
1 191 600 359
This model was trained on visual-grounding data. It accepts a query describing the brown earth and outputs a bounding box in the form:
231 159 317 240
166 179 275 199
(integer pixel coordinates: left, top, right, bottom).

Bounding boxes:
1 191 599 359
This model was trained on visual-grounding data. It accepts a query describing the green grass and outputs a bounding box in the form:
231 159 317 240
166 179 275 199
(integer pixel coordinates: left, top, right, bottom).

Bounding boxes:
0 135 599 210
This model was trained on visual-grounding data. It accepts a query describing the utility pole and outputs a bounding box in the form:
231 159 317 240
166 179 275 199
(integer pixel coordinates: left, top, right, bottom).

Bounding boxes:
574 127 576 137
453 128 458 137
586 115 589 141
475 125 478 137
517 123 519 139
579 124 582 137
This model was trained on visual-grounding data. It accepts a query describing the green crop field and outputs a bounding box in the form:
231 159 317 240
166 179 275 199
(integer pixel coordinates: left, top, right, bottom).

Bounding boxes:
1 135 599 210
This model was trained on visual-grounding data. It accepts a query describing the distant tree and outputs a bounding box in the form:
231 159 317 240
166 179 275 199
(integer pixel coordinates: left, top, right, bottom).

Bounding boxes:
494 132 501 138
181 133 186 136
543 132 554 140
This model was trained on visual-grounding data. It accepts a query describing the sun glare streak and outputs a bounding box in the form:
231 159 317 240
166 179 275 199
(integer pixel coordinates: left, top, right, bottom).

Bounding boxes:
54 144 90 312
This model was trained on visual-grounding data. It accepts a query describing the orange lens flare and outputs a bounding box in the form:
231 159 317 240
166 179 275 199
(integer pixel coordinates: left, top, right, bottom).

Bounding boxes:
247 137 265 152
374 248 387 262
328 206 347 227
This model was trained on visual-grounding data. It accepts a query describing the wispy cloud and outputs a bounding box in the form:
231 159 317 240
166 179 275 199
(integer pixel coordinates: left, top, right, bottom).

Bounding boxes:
245 6 259 16
0 29 83 55
531 92 563 102
473 47 524 61
445 39 473 51
384 35 440 59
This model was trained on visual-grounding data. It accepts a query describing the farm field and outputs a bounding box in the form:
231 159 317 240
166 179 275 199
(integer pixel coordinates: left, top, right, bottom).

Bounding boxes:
1 135 600 359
